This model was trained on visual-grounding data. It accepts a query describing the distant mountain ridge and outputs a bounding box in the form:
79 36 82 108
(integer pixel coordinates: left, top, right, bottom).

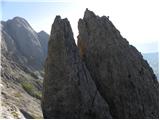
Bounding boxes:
1 17 49 70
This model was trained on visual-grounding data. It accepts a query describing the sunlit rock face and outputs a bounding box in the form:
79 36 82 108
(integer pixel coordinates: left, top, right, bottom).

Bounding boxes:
1 17 49 119
1 17 49 70
78 9 159 118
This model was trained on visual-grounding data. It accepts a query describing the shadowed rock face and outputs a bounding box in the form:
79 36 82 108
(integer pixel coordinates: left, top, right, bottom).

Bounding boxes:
42 16 112 118
78 9 159 118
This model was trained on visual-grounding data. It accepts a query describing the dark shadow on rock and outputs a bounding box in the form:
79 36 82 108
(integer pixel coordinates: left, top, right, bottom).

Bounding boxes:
20 109 34 119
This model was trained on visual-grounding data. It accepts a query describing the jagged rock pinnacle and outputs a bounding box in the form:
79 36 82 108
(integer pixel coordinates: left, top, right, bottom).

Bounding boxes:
42 15 112 118
78 9 159 118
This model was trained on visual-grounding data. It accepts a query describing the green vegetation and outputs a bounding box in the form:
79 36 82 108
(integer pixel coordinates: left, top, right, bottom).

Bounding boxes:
11 111 19 118
14 92 22 98
34 91 42 100
21 82 34 95
21 82 42 99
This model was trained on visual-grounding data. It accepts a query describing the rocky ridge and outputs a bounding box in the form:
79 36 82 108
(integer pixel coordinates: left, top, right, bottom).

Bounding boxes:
1 17 49 70
1 10 158 119
42 16 112 118
42 9 159 119
78 9 159 118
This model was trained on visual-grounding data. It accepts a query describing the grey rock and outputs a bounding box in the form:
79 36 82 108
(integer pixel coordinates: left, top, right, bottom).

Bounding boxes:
1 17 45 119
1 17 49 70
42 16 112 118
38 30 49 61
78 9 159 118
1 53 43 119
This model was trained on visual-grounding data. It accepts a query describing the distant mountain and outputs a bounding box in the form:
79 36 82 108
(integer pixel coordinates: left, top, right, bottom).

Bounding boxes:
1 17 49 70
142 52 159 79
37 30 49 59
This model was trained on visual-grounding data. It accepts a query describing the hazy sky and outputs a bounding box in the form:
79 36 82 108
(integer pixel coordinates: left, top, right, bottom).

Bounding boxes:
1 0 160 53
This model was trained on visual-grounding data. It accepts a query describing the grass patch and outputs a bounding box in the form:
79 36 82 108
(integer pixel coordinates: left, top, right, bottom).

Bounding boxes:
21 82 42 99
11 111 19 118
14 92 22 98
34 91 42 99
21 82 34 95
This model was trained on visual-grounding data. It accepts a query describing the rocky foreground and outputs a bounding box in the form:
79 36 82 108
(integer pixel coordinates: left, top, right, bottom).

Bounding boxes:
42 9 159 118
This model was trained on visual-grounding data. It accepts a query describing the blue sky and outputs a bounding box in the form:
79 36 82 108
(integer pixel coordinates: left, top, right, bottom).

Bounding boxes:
1 0 160 53
1 1 75 33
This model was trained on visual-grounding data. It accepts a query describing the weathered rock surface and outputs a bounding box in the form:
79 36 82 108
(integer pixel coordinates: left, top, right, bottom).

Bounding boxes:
38 30 49 60
1 17 47 119
42 16 112 118
1 17 49 70
1 53 43 119
0 102 25 119
78 9 159 118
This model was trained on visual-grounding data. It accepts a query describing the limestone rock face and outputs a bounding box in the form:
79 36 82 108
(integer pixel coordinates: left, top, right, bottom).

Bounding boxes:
42 16 112 118
1 17 49 70
78 9 159 118
1 17 48 119
38 31 49 60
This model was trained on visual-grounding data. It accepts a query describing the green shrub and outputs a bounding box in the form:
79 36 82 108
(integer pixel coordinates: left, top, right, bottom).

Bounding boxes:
14 92 22 98
21 82 42 99
21 82 34 95
34 91 42 99
11 111 19 118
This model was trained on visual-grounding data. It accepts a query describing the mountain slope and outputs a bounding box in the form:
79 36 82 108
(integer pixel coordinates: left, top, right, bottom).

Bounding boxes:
1 53 43 118
38 31 49 60
1 17 49 118
1 17 49 70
